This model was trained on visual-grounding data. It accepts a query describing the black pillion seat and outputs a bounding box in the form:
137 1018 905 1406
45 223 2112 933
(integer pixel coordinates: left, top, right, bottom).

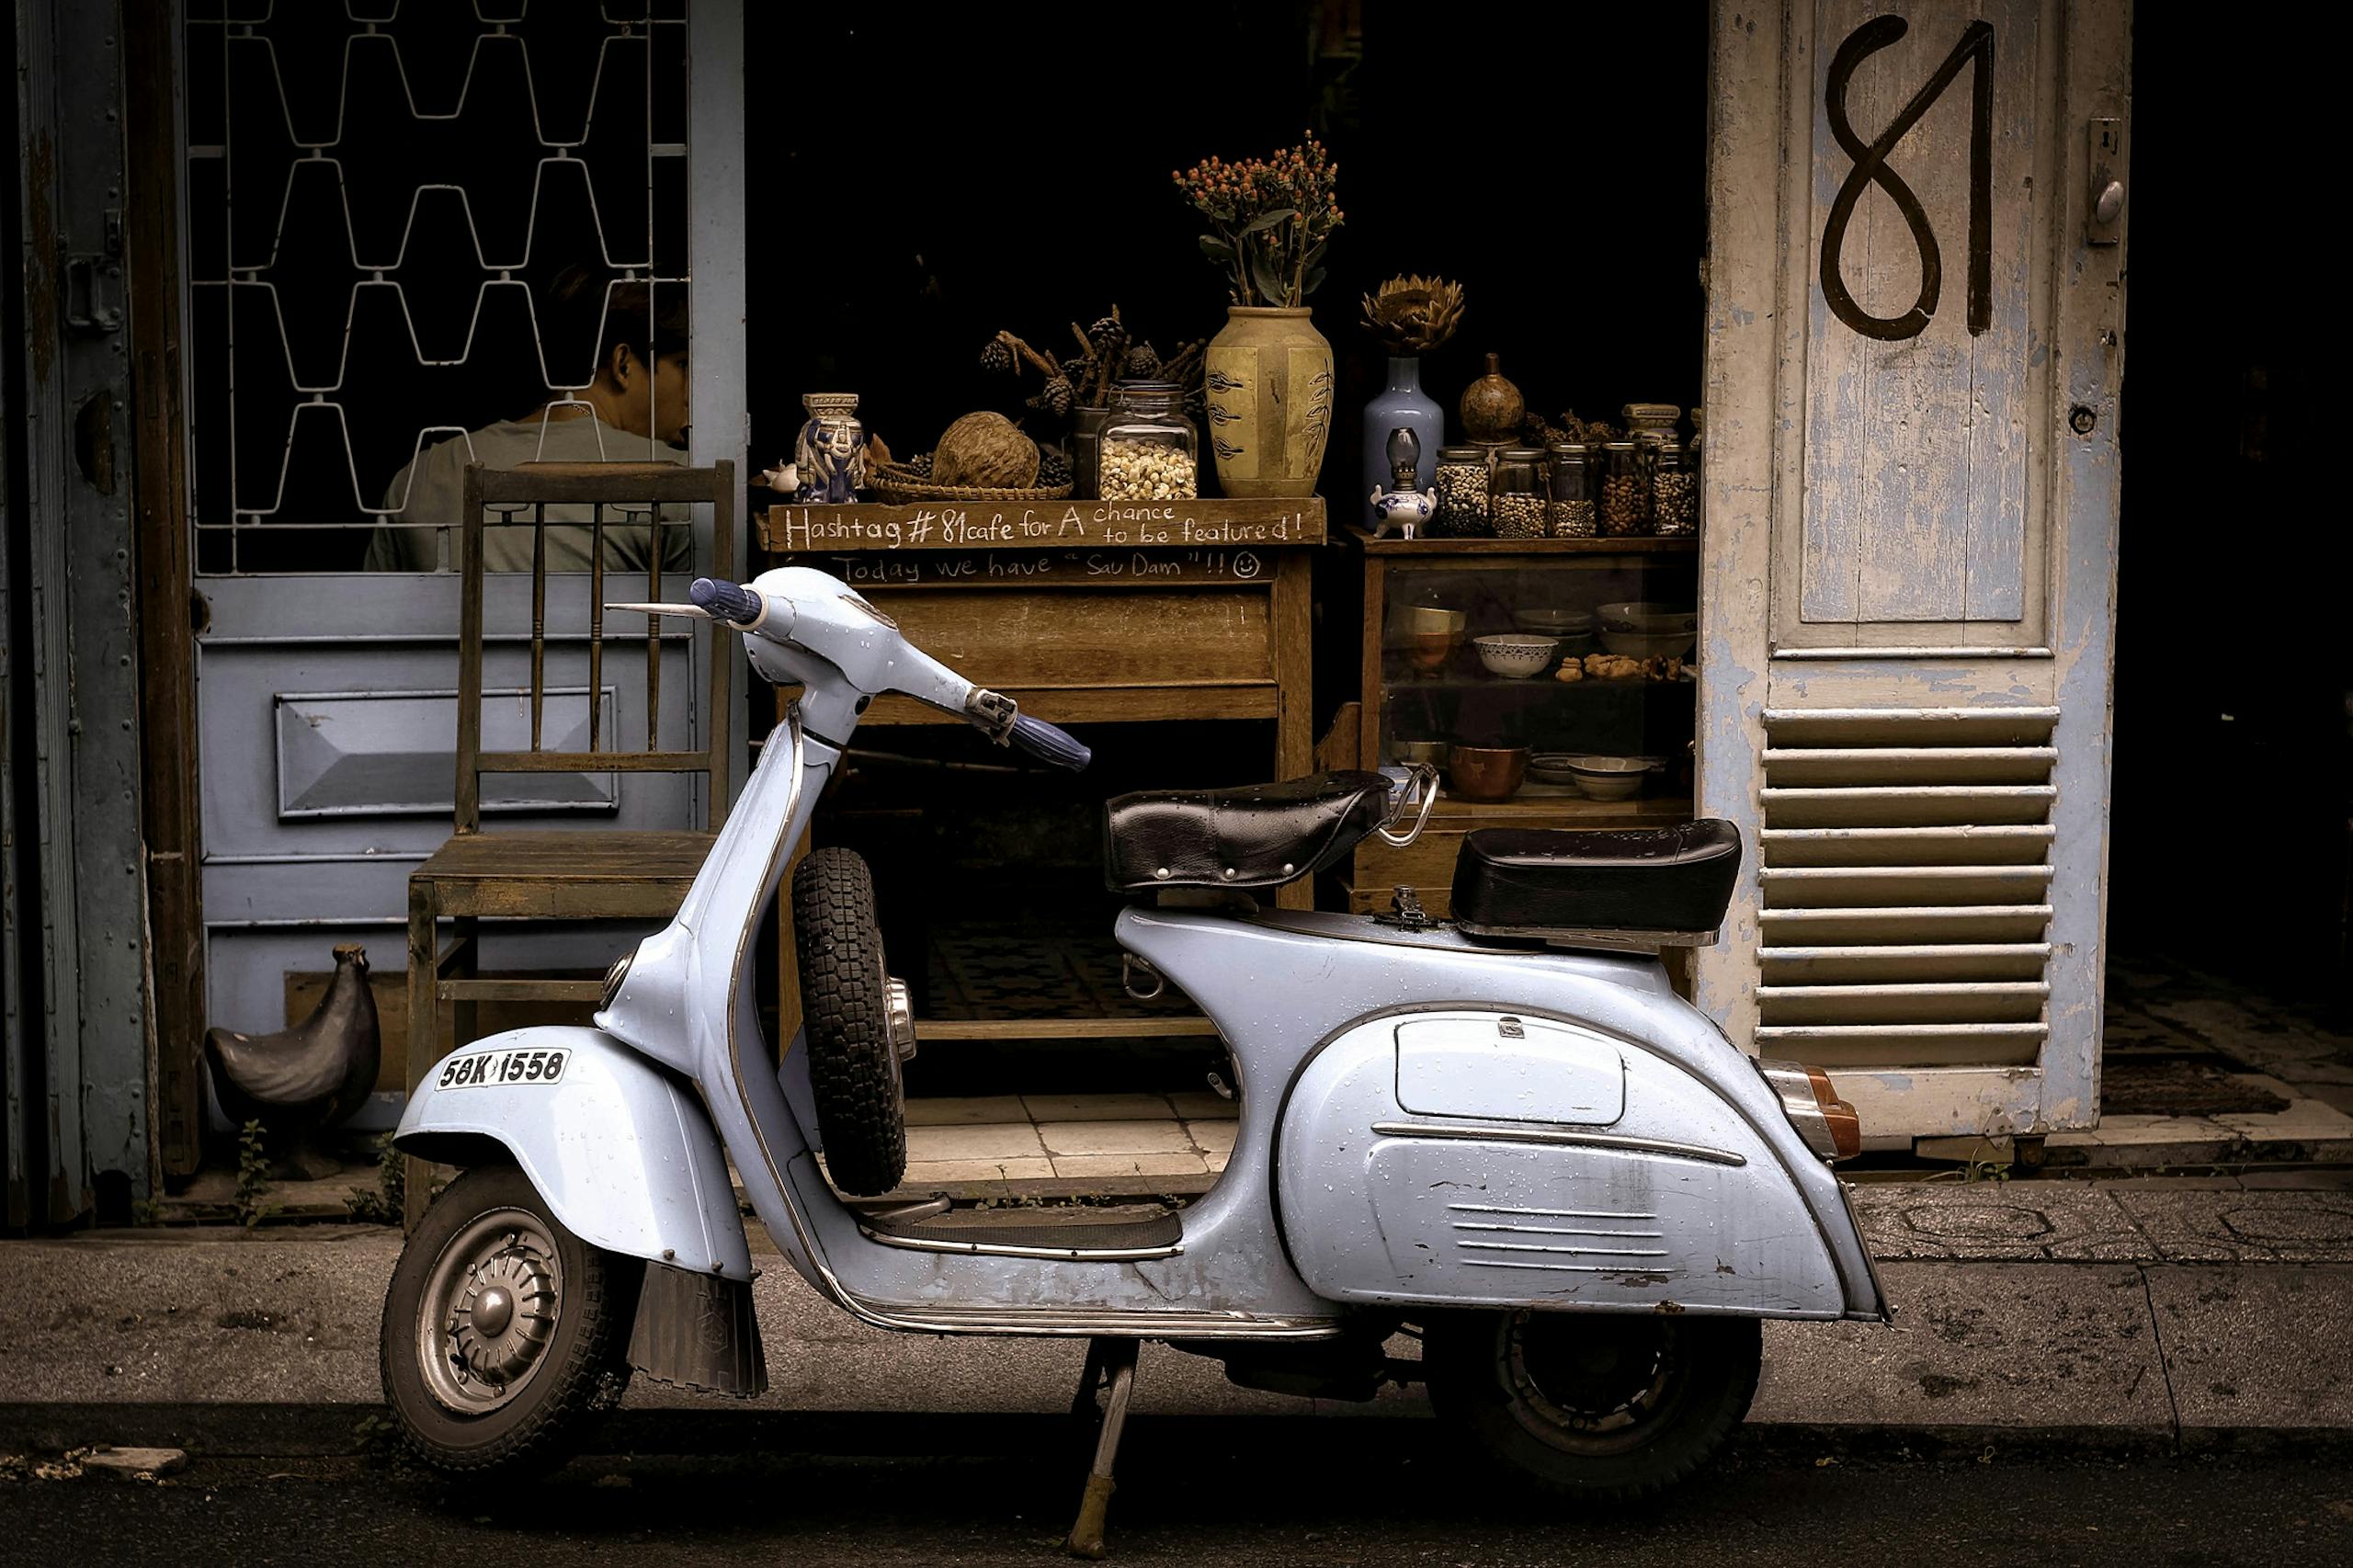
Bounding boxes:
1104 771 1394 893
1450 820 1744 943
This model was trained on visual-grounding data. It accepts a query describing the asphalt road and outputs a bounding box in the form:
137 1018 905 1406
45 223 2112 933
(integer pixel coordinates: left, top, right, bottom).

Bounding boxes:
5 1419 2351 1568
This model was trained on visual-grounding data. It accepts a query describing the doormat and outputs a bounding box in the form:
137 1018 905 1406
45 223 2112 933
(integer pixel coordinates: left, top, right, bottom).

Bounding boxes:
2098 1057 2291 1119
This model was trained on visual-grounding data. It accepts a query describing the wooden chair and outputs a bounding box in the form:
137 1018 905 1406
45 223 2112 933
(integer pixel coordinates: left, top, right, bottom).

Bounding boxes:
404 460 735 1227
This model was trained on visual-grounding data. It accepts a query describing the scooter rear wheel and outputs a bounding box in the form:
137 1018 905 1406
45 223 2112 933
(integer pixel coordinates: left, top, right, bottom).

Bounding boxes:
380 1166 639 1477
791 846 908 1196
1424 1310 1761 1501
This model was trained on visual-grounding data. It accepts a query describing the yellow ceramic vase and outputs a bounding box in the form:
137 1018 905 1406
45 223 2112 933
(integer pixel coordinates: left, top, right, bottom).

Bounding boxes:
1203 306 1335 498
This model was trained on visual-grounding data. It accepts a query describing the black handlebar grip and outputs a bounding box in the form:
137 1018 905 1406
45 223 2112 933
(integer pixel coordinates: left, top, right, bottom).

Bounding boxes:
1009 713 1091 771
690 577 766 625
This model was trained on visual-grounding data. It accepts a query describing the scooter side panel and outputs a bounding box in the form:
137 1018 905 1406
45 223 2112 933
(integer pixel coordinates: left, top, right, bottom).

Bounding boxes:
1276 1012 1845 1315
395 1024 753 1280
1279 1012 1845 1309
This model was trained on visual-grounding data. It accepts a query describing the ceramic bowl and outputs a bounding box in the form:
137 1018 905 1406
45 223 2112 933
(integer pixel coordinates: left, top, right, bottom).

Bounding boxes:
1391 738 1451 767
1558 753 1650 801
1401 605 1469 638
1597 600 1699 634
1472 634 1562 679
1408 630 1463 673
1448 744 1529 802
1597 626 1698 659
1512 607 1595 637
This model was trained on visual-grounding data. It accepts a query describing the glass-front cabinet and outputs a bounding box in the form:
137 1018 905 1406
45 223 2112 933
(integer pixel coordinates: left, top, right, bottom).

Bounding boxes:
1343 528 1701 915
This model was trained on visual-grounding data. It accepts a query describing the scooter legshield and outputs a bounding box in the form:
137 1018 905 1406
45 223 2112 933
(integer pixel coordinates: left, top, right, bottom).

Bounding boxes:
395 1024 753 1280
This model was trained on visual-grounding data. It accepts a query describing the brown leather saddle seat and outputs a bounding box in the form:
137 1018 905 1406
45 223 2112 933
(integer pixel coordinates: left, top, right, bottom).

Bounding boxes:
1103 771 1393 893
1450 820 1743 937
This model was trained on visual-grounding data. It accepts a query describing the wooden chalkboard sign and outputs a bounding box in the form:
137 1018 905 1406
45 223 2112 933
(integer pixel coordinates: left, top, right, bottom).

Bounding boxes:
755 496 1325 554
792 546 1281 590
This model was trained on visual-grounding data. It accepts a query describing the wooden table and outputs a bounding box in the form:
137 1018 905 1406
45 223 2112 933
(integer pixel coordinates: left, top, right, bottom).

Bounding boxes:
754 496 1325 1045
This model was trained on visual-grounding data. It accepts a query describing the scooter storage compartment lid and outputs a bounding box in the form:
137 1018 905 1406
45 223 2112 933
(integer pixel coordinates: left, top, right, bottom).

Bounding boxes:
1103 770 1393 892
1394 1014 1624 1126
1450 820 1742 937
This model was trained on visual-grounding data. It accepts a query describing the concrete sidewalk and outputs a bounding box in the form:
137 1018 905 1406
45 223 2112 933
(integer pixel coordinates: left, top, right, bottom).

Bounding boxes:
4 1177 2350 1458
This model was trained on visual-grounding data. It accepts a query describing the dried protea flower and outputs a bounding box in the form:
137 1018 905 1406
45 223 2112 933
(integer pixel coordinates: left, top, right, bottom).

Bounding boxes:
1361 274 1467 356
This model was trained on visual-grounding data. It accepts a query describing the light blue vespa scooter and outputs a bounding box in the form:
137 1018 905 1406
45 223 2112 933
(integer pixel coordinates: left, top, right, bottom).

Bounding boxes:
382 567 1886 1540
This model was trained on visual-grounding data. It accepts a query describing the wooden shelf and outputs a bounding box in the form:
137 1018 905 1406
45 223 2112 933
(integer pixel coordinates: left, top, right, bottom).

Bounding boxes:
1347 525 1699 556
1428 793 1695 824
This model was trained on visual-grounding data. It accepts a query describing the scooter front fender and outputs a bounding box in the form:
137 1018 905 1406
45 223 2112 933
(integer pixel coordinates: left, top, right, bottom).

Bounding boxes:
395 1025 752 1280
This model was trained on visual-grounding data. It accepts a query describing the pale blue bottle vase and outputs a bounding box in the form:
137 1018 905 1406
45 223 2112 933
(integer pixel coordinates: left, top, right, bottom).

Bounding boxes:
1360 356 1442 527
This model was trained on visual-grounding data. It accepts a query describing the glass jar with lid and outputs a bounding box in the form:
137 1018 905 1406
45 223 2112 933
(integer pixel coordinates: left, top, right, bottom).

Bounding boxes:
1490 448 1548 539
1098 381 1198 500
1546 442 1596 537
1433 445 1493 536
1621 402 1682 445
1649 439 1697 536
1598 439 1648 536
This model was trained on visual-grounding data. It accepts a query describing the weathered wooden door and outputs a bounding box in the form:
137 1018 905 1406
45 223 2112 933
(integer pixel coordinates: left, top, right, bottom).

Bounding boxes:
1697 0 2129 1145
173 1 745 1131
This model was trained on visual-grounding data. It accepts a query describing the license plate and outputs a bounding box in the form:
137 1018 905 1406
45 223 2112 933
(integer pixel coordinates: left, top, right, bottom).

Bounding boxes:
438 1046 570 1090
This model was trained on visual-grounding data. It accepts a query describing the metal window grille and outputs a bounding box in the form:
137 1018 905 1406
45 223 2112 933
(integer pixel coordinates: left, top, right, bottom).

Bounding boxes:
185 1 691 575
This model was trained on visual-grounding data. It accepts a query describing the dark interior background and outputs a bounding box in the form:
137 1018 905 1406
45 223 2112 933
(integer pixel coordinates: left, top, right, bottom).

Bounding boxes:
2109 16 2347 1006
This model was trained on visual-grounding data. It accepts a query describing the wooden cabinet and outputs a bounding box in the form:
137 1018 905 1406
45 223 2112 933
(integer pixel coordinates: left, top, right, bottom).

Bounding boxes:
1341 528 1702 916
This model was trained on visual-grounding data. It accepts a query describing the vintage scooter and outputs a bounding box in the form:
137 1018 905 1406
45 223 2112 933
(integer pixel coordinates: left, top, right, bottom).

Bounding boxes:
382 566 1886 1544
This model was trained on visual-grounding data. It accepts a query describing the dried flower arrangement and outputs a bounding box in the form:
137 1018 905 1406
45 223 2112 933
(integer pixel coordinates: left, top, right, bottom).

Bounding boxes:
1173 134 1344 308
1360 275 1467 355
978 304 1207 418
1524 408 1623 449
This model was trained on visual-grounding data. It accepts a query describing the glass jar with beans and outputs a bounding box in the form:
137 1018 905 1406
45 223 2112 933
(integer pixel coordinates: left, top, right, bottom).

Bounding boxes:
1546 441 1596 537
1490 448 1549 539
1097 381 1199 500
1649 438 1697 536
1598 439 1648 536
1433 446 1493 536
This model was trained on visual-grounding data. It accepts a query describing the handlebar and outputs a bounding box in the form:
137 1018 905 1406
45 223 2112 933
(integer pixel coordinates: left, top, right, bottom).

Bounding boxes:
690 576 767 626
1008 713 1093 772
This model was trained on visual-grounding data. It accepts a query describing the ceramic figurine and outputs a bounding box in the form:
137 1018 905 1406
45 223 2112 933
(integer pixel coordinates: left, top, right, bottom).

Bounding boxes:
1369 426 1436 540
205 943 381 1181
793 392 870 504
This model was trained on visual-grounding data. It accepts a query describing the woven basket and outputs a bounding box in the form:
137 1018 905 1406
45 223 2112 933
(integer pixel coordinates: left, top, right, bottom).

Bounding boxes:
869 460 1073 506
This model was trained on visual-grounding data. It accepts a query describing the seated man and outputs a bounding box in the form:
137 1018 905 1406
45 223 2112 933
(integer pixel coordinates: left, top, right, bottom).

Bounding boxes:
364 269 696 573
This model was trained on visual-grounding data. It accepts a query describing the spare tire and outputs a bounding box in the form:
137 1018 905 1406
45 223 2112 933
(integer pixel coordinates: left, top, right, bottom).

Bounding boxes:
790 847 907 1196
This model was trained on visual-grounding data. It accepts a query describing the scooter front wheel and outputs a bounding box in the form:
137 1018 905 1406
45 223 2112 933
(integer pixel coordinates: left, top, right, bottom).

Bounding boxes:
380 1166 640 1478
1423 1310 1761 1501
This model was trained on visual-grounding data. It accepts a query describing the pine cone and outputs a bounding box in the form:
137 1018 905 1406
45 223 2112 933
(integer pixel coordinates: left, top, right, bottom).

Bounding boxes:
978 335 1014 375
1062 355 1091 381
1361 275 1468 355
1122 342 1163 381
1029 377 1074 418
1087 313 1123 352
906 450 935 478
1036 449 1072 488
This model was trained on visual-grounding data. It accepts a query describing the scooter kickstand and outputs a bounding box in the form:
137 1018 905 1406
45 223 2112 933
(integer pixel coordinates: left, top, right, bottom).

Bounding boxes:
1064 1335 1140 1561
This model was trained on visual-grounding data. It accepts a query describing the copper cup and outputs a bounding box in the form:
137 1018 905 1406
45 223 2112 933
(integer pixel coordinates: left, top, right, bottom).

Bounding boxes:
1407 630 1461 673
1448 744 1529 802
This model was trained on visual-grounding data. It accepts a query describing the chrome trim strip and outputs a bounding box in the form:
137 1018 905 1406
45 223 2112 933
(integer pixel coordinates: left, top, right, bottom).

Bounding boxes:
1370 1120 1747 1167
857 1224 1183 1263
1463 1258 1673 1275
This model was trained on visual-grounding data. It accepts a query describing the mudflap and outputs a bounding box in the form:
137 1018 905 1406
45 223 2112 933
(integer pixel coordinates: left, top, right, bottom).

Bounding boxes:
629 1265 769 1397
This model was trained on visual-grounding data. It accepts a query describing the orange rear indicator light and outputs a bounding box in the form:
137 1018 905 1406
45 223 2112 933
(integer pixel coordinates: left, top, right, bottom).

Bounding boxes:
1806 1066 1862 1161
